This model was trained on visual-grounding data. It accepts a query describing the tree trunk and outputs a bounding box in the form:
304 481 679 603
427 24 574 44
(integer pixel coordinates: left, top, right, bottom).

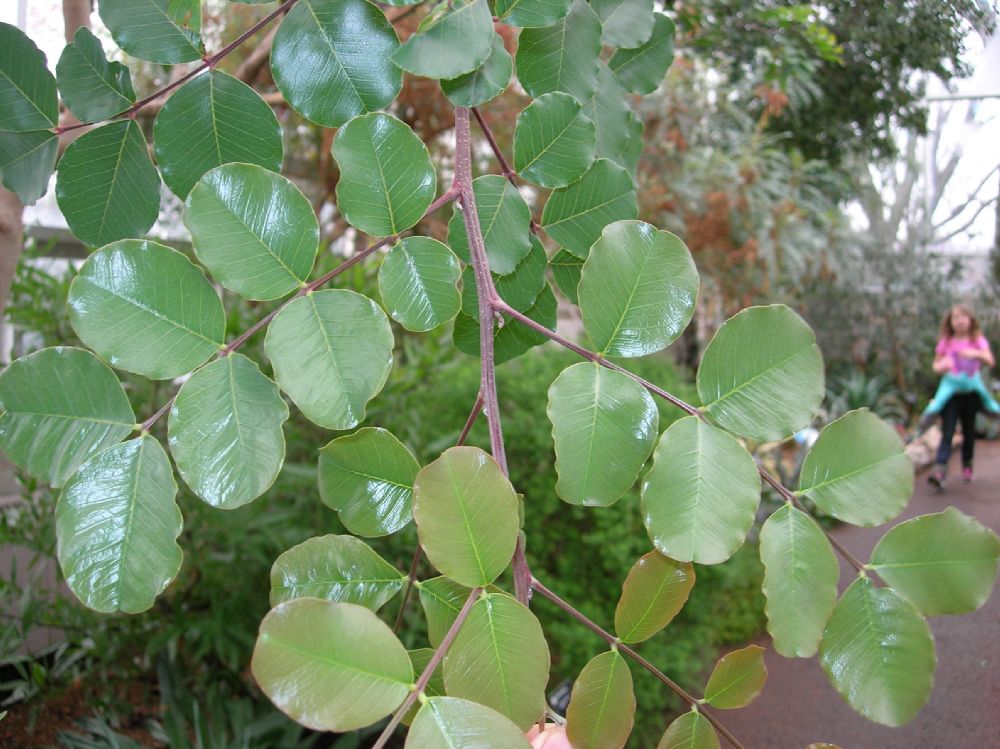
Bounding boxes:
62 0 92 41
0 190 24 323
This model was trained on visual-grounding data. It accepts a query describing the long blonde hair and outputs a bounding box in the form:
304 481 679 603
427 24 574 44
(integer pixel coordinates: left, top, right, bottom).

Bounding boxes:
939 304 982 340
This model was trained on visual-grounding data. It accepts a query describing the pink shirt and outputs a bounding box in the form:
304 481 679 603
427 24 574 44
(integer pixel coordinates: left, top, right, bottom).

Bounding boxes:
935 335 990 375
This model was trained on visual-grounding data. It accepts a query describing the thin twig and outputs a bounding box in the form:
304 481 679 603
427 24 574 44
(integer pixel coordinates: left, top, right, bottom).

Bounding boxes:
530 577 747 749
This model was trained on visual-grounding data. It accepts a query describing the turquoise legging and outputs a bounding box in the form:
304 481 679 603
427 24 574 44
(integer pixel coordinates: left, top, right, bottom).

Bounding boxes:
922 371 1000 418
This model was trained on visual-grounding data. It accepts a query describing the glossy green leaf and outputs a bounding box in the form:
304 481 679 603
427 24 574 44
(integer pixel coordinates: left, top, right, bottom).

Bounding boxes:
56 436 182 613
0 23 58 131
608 13 675 95
419 576 472 648
547 362 658 507
798 409 913 526
549 249 583 304
251 599 412 731
448 174 532 274
443 592 550 729
402 649 446 726
271 0 401 128
98 0 203 64
268 534 404 609
515 0 602 100
641 416 761 565
869 507 1000 616
153 70 283 198
378 237 461 332
540 159 637 259
698 305 825 442
56 120 161 247
168 354 288 509
514 92 596 189
68 240 225 379
494 0 571 27
440 34 513 107
703 645 767 709
579 220 698 357
461 235 547 317
407 697 531 748
453 283 556 365
0 347 135 487
614 551 694 644
332 113 437 237
656 712 719 749
0 130 58 205
759 504 839 658
391 0 493 79
565 650 635 749
582 64 632 167
56 27 135 122
264 289 393 430
819 577 935 727
412 447 519 587
184 164 318 301
592 0 654 49
318 427 420 537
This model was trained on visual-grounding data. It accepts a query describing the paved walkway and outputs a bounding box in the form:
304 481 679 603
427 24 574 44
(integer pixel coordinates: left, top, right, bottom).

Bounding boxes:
721 440 1000 749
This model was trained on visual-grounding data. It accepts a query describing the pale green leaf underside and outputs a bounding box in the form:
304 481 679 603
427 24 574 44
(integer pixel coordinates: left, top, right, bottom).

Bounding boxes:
494 0 571 28
547 362 658 507
656 711 719 749
402 649 445 726
419 576 472 648
0 347 135 488
591 0 654 49
641 416 761 565
406 697 531 748
318 426 420 537
56 436 182 614
566 650 635 749
703 645 767 709
268 534 404 609
251 599 412 732
168 354 289 509
614 551 695 644
608 13 676 95
378 237 461 332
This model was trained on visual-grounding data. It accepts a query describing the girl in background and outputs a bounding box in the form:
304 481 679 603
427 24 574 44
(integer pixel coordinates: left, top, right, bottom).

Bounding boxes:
927 304 997 488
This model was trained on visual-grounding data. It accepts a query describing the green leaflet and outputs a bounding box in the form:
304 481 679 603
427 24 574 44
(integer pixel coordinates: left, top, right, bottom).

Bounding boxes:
591 0 654 49
698 305 825 442
0 347 135 488
448 174 533 275
442 593 550 729
581 64 632 168
318 427 420 537
264 289 394 430
68 239 225 379
514 92 597 188
549 249 584 303
332 113 437 237
391 0 494 80
494 0 571 28
453 283 557 365
819 577 936 727
56 436 182 614
515 0 602 101
271 0 401 127
565 650 635 749
614 551 694 644
55 120 162 248
412 447 519 587
98 0 203 64
418 576 472 648
797 409 913 527
656 711 719 749
540 159 638 259
153 70 283 198
702 645 767 709
547 362 658 507
402 649 446 726
0 22 58 131
759 505 838 658
641 416 761 565
168 354 288 509
461 234 548 317
869 507 1000 616
251 599 412 731
379 237 462 332
440 35 513 107
578 220 698 357
184 163 319 301
56 27 135 123
269 534 404 609
608 13 676 95
406 697 531 748
0 130 58 205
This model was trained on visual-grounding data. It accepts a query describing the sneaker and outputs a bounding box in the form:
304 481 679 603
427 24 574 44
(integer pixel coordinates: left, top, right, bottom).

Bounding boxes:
928 468 946 490
962 466 973 482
